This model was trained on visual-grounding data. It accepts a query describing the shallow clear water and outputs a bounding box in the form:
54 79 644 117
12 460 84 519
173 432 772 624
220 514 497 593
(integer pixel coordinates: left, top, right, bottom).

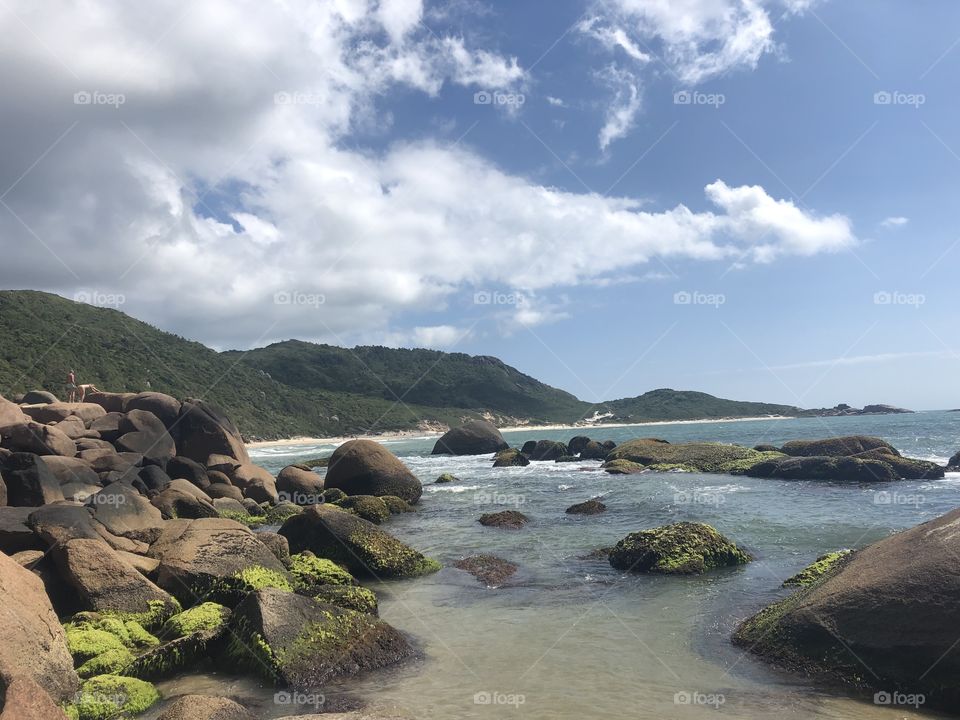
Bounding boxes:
154 412 960 718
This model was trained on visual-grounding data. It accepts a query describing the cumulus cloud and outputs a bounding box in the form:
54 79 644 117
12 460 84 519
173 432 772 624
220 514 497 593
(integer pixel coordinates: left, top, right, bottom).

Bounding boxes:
0 0 854 348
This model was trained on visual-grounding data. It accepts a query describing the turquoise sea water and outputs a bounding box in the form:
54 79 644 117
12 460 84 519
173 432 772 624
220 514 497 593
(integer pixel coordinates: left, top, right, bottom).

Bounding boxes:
153 411 960 719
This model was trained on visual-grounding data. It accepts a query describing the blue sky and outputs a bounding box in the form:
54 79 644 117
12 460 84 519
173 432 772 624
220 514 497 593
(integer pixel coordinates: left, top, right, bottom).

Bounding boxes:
0 0 957 409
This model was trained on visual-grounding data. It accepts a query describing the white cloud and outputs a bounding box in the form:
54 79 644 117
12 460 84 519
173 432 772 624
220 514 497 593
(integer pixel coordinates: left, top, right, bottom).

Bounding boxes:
546 96 567 107
597 66 643 150
0 0 855 349
881 216 909 229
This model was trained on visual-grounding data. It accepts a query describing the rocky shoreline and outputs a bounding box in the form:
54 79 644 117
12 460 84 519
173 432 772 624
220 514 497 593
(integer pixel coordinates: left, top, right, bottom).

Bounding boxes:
0 397 957 717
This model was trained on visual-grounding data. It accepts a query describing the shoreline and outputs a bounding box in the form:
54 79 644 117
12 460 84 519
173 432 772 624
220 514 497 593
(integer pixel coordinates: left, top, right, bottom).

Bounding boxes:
245 414 796 449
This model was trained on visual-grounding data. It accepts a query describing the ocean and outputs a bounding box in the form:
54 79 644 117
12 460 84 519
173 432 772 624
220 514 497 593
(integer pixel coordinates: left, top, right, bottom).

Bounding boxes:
153 411 960 719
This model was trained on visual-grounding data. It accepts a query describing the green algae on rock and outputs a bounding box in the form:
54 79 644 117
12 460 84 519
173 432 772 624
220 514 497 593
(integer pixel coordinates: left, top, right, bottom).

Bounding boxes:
435 473 458 483
601 458 646 474
312 585 379 615
607 440 765 474
492 448 530 467
226 588 412 689
782 551 851 587
334 495 391 524
381 495 414 513
279 505 440 579
160 602 231 639
288 553 357 588
609 522 751 575
71 674 159 720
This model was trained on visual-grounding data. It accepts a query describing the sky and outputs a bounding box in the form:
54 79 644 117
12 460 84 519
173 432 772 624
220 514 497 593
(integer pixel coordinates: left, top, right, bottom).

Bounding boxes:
0 0 958 410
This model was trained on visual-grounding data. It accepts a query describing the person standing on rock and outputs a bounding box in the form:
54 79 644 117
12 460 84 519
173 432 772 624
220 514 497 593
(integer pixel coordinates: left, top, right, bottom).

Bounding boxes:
78 384 99 401
66 369 78 402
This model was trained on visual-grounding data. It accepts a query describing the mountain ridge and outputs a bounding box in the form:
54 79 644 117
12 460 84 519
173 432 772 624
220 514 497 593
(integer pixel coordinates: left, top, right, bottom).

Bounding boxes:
0 291 909 439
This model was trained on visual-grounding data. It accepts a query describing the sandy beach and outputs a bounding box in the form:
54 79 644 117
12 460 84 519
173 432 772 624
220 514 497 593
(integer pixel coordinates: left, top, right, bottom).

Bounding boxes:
245 414 795 448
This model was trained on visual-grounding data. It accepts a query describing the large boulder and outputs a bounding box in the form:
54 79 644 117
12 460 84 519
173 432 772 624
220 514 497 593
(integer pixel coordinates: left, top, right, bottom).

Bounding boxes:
0 452 64 506
155 695 255 720
492 448 530 467
26 504 101 546
0 676 71 720
780 435 899 457
83 391 134 413
479 510 529 529
148 518 288 601
21 402 106 425
279 505 439 579
523 440 567 461
125 392 182 429
852 448 944 479
567 436 592 455
0 394 29 433
166 456 211 489
431 420 508 456
53 538 178 615
227 588 412 689
4 422 76 456
19 390 58 405
0 506 43 553
745 456 899 482
579 440 610 460
276 465 325 505
229 463 279 504
151 487 219 519
89 412 124 442
39 456 100 487
87 483 166 543
116 409 176 466
175 400 249 465
0 550 79 702
949 451 960 472
324 440 421 504
734 507 960 711
609 522 751 574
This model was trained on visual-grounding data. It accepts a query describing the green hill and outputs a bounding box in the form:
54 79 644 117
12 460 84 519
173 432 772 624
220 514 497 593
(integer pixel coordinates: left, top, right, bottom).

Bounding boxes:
0 290 805 440
592 389 798 422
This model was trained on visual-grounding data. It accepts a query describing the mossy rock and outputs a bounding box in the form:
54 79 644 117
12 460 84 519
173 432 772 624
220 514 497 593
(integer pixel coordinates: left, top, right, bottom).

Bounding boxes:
783 551 851 587
607 440 764 474
216 509 264 528
160 602 230 639
601 459 645 474
312 585 379 615
565 498 607 515
226 588 412 689
65 627 128 664
746 455 899 482
66 616 160 653
230 565 293 593
780 435 898 458
435 473 458 483
73 674 159 720
334 495 390 524
478 510 529 529
852 449 945 480
76 647 136 678
289 553 357 587
264 502 303 525
454 555 518 587
492 449 530 467
381 495 414 514
609 522 751 574
321 487 347 503
717 451 787 475
279 505 440 579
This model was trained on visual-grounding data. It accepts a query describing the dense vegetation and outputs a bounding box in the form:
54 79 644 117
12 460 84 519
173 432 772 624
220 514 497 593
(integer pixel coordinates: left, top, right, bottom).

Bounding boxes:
0 291 803 439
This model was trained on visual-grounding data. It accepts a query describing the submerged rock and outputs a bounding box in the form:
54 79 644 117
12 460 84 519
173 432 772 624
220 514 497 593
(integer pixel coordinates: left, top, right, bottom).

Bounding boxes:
601 459 645 475
492 449 530 467
155 695 255 720
435 473 458 484
455 555 518 587
227 588 413 689
280 505 440 579
609 522 751 575
324 440 422 504
431 420 508 456
565 498 607 515
478 510 529 529
734 507 960 711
